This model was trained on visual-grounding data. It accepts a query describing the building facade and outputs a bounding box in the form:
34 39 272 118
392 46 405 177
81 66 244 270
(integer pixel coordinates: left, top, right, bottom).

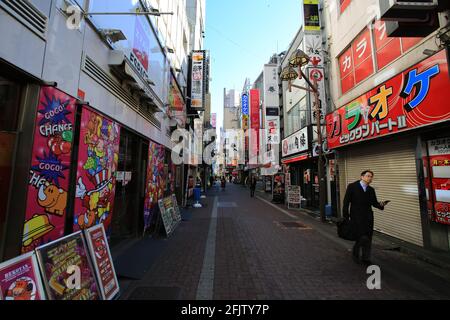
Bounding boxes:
323 0 450 251
0 0 206 262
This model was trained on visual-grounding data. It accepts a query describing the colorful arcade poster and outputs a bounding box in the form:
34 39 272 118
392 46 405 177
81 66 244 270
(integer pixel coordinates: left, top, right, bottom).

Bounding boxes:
84 224 119 300
22 87 76 253
0 252 46 300
36 232 100 300
143 141 166 231
73 106 121 234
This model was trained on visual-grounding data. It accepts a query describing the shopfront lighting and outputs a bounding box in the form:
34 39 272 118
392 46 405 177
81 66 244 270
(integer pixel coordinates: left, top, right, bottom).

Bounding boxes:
280 66 299 82
289 49 310 68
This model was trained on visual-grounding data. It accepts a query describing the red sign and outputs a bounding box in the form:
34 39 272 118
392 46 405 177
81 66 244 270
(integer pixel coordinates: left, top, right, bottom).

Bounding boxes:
426 138 450 225
0 252 46 300
250 89 260 160
84 224 120 300
327 50 450 149
22 87 76 254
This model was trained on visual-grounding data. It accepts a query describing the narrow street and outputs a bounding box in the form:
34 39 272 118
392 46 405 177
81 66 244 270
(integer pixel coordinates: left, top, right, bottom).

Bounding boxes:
118 183 450 300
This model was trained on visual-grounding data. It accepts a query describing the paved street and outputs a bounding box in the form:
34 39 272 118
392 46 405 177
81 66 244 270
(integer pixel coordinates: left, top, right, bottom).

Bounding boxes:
119 183 450 300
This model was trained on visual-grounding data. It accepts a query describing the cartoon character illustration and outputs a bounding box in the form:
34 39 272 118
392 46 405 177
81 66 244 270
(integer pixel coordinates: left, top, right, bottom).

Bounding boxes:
37 182 68 216
5 278 36 300
94 237 106 259
76 170 113 229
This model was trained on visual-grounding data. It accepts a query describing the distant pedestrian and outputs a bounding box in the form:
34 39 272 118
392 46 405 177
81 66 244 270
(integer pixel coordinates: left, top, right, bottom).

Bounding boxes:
221 176 226 190
343 170 390 265
250 176 257 198
209 175 214 188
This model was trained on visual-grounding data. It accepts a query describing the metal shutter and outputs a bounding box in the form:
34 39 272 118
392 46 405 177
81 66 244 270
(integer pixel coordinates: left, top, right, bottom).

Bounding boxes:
339 137 423 247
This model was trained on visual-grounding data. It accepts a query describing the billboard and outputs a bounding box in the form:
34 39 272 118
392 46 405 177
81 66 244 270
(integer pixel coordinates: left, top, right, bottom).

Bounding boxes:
326 50 450 149
249 89 260 164
191 51 206 110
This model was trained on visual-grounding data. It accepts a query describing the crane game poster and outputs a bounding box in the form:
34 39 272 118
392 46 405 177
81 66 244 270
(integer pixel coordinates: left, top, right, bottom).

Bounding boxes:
22 87 76 254
143 141 166 231
73 106 120 235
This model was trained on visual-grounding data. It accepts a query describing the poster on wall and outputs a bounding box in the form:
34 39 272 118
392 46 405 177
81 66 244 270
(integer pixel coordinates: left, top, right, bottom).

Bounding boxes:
36 232 100 300
427 138 450 225
84 224 120 300
22 87 76 253
73 107 121 234
143 141 166 231
0 252 46 300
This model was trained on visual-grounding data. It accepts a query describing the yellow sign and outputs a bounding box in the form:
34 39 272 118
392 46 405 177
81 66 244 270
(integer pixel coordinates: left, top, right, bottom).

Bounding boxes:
304 0 321 32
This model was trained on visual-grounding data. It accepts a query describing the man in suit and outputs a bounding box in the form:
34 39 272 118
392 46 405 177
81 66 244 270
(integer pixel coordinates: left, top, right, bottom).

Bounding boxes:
343 170 390 265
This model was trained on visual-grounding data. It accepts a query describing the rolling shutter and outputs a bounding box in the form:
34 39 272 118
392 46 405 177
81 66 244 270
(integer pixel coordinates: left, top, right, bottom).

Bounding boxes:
340 137 423 247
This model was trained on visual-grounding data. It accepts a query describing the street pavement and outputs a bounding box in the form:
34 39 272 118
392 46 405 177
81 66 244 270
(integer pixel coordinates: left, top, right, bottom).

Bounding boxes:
119 183 450 300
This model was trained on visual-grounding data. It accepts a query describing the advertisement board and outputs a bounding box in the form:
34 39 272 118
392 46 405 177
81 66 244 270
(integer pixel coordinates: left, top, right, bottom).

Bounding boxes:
158 195 182 237
36 232 100 300
282 127 309 158
191 51 206 110
73 107 121 234
0 252 46 300
84 224 120 300
22 87 76 253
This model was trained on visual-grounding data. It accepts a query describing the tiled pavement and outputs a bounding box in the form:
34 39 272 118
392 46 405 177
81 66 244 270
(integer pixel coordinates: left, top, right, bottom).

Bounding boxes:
119 183 450 300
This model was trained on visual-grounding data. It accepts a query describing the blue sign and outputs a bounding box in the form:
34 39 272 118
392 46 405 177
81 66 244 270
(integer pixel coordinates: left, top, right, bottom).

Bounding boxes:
242 94 249 115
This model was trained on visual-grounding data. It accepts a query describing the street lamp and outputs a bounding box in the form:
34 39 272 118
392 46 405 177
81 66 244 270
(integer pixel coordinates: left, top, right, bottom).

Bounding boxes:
281 49 326 223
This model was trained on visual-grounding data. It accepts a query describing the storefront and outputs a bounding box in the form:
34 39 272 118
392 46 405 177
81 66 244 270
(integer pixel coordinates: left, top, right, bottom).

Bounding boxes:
327 50 450 250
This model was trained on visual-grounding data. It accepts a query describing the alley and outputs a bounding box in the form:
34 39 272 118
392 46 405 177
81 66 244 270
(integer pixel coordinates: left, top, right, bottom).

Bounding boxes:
119 183 450 300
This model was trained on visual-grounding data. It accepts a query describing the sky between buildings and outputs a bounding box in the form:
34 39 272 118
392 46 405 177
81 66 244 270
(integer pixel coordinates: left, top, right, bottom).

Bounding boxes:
204 0 303 135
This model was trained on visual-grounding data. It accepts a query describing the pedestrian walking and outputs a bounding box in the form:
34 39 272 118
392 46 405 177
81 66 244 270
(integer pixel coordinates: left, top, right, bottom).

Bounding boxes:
250 176 257 198
209 175 215 188
221 176 226 191
343 170 390 265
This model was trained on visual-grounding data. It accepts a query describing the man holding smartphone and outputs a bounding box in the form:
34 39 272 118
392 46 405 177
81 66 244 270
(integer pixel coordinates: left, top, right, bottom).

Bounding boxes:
343 170 390 265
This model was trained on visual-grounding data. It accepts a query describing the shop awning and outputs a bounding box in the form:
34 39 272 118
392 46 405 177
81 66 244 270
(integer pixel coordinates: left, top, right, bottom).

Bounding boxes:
281 153 309 164
108 50 165 114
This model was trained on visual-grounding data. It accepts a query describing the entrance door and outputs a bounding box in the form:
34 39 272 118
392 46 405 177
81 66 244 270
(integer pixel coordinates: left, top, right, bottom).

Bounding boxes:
111 129 147 245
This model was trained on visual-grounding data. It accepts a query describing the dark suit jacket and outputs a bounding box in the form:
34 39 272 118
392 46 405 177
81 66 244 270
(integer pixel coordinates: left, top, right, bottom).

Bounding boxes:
343 180 384 237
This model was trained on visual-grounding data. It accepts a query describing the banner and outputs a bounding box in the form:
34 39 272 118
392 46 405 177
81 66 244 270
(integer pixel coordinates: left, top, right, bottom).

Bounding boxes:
326 50 450 149
36 232 100 300
169 73 186 127
73 107 121 234
0 252 46 300
143 141 166 231
22 87 76 253
84 224 120 300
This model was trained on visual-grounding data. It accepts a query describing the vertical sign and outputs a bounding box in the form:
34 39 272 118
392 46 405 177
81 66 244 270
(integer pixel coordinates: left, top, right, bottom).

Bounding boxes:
249 89 260 165
241 93 249 131
191 51 205 110
211 113 217 128
22 87 76 254
143 141 166 231
303 0 321 31
427 138 450 225
84 224 120 300
73 107 121 234
307 67 327 124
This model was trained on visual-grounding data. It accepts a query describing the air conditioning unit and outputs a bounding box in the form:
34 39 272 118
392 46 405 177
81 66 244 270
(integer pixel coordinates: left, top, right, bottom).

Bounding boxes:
380 0 438 21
